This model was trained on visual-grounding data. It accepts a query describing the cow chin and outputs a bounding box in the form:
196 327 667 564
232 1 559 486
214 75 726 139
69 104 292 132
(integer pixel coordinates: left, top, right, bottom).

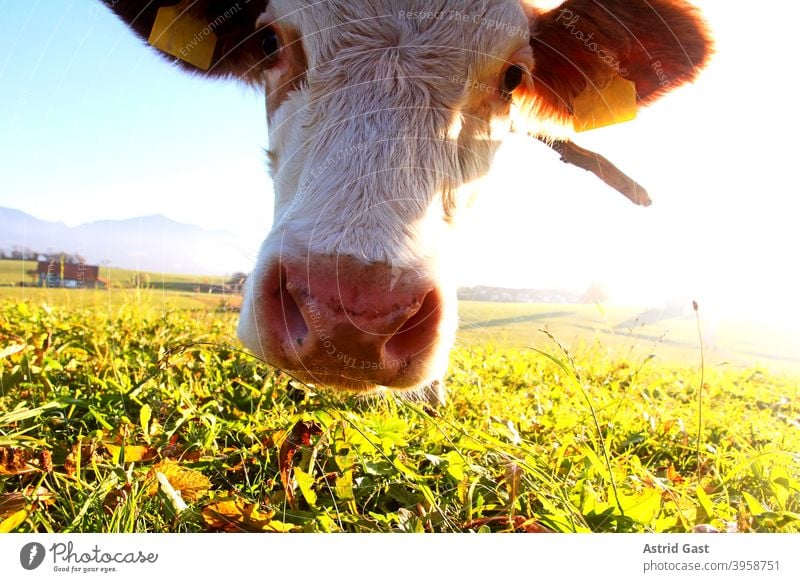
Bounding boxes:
281 366 448 398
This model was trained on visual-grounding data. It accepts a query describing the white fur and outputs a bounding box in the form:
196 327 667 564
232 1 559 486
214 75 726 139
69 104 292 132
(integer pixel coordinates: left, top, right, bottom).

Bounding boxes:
239 1 534 395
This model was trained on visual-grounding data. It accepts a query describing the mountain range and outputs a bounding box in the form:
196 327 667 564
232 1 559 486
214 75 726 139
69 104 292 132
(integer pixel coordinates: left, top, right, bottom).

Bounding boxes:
0 206 249 275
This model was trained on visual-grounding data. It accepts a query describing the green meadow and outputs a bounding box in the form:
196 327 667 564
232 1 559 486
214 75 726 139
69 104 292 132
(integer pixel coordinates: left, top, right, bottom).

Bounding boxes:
1 266 798 533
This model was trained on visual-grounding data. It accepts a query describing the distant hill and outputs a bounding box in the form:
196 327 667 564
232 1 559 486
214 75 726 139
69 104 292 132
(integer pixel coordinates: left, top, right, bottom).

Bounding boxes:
0 206 596 302
0 206 247 275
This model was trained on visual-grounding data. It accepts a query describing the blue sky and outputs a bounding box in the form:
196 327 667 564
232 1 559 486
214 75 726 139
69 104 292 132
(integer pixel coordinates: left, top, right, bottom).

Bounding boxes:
0 0 272 254
1 1 799 330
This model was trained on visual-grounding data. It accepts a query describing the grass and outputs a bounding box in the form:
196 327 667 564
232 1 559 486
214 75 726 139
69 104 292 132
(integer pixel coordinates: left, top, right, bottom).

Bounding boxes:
0 287 236 311
0 260 32 286
1 296 799 533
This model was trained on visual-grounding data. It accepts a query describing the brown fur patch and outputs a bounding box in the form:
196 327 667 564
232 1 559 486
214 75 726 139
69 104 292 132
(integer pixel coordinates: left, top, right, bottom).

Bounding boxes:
104 0 267 82
528 0 713 123
266 27 308 118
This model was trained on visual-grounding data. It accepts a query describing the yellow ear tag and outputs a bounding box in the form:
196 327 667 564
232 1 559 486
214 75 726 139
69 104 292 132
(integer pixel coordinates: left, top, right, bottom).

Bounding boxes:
573 75 637 132
148 3 217 71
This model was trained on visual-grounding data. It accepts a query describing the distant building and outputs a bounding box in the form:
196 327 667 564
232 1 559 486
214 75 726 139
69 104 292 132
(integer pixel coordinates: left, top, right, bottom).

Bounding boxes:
36 257 105 289
224 273 247 294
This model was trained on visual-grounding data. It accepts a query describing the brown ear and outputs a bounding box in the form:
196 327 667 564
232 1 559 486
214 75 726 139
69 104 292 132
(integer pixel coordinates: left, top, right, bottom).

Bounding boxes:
102 0 266 82
527 0 713 123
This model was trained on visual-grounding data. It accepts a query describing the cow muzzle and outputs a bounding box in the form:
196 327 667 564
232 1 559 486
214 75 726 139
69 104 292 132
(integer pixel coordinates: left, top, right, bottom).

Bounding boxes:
247 254 446 391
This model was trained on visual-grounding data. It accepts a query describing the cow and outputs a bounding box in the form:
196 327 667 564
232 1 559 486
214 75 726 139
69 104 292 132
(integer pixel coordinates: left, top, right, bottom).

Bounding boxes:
104 0 711 405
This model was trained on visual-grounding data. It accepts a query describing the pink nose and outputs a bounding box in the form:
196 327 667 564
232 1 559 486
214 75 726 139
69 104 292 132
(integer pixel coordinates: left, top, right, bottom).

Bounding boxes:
258 256 443 389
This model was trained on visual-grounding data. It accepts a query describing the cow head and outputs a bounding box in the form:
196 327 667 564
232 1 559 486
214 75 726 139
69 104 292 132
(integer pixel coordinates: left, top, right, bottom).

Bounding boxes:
105 0 711 403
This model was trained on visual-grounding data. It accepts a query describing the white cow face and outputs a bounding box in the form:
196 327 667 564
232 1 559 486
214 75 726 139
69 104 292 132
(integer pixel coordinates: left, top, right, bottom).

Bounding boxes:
238 1 536 397
106 0 711 402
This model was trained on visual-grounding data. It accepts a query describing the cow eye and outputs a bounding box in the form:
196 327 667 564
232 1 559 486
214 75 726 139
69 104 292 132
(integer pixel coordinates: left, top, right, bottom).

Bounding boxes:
501 65 524 97
261 27 281 63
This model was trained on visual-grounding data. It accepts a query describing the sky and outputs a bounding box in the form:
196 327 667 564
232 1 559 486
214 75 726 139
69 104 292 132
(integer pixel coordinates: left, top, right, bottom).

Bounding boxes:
1 1 799 329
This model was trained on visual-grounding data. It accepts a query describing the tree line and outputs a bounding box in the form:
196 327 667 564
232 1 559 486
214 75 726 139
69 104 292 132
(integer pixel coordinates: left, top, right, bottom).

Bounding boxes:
0 246 86 264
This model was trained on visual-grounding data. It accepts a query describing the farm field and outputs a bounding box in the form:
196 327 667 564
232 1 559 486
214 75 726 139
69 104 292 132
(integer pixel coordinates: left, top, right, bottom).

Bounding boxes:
0 286 238 312
0 259 232 292
2 276 796 375
0 287 798 533
458 301 800 377
0 259 240 311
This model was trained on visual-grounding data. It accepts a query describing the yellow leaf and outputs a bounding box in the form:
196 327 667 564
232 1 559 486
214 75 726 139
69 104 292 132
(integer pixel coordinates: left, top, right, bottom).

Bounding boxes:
294 468 317 507
618 488 662 525
263 520 296 533
201 499 245 529
202 497 297 532
742 492 768 516
146 460 210 501
103 442 157 463
0 508 28 532
696 485 714 521
335 471 354 502
139 404 152 440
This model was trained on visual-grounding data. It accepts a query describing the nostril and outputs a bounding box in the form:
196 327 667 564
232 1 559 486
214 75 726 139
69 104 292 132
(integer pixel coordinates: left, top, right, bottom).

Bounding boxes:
257 258 447 388
276 266 308 348
384 289 441 363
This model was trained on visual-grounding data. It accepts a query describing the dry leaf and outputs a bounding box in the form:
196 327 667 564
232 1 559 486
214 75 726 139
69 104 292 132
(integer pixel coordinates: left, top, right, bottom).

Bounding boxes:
40 450 52 472
160 443 202 462
65 441 100 476
160 432 203 462
102 485 131 515
503 462 522 505
103 442 158 463
278 420 322 508
201 497 296 532
736 500 754 533
0 447 52 475
667 464 685 485
0 487 56 519
146 460 210 501
463 515 553 533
